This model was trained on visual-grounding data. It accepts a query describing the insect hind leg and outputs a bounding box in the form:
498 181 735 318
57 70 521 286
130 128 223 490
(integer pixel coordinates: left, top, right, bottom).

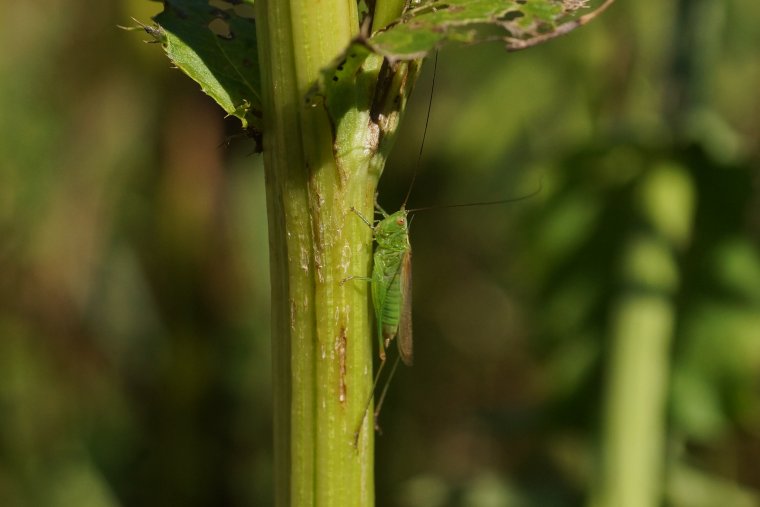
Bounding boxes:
351 353 403 447
372 354 401 432
353 355 389 447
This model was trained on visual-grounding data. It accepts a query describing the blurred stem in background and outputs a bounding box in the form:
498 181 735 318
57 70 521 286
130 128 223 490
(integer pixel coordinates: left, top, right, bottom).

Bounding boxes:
590 163 695 507
666 0 724 135
591 1 720 505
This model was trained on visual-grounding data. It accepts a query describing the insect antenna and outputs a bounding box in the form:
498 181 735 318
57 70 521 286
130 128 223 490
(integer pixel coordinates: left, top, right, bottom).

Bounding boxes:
397 48 542 215
402 50 439 209
405 177 543 214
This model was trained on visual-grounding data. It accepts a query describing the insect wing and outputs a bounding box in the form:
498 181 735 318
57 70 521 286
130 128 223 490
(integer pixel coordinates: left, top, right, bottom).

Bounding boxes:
397 249 413 366
371 254 389 360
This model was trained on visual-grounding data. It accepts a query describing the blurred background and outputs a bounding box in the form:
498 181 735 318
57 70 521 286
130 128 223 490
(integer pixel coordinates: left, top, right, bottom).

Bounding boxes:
1 0 758 506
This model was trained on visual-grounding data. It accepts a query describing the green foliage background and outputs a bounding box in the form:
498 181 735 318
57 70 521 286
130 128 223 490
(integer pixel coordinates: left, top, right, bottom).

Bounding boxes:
1 1 758 506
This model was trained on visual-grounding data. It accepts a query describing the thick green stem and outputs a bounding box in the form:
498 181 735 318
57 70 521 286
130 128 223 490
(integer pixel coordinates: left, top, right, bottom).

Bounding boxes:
255 1 378 506
372 0 407 32
589 162 695 507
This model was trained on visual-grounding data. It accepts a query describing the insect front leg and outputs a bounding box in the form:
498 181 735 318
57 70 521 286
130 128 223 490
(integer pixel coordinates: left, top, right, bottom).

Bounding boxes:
339 275 371 286
341 207 373 285
349 206 374 228
374 200 389 218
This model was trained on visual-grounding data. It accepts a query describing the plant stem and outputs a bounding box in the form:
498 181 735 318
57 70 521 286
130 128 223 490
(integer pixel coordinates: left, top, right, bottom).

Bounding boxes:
254 1 379 505
589 162 694 507
372 0 407 32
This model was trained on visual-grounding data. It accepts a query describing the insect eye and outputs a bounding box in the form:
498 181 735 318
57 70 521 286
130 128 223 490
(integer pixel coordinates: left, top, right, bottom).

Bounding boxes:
397 218 405 225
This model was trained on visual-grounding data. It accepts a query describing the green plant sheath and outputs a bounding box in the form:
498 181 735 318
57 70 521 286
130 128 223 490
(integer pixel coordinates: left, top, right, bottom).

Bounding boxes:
255 1 380 506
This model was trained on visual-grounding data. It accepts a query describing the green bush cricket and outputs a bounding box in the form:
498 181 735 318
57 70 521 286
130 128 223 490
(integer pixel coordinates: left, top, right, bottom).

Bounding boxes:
342 52 439 445
346 189 541 445
342 201 413 445
347 203 414 366
346 52 540 445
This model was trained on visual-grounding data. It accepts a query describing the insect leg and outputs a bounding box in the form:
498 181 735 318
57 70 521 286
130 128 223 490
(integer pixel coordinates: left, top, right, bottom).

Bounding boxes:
372 354 402 432
352 355 389 447
372 192 390 218
374 202 389 217
339 275 371 286
349 206 374 228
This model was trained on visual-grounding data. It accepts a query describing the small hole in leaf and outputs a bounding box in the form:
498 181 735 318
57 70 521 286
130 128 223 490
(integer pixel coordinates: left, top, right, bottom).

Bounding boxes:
500 10 524 21
234 3 256 18
208 18 234 39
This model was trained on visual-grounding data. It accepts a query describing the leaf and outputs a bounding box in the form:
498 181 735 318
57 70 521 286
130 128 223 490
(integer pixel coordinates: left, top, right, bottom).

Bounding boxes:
367 0 615 62
148 0 261 130
307 42 371 116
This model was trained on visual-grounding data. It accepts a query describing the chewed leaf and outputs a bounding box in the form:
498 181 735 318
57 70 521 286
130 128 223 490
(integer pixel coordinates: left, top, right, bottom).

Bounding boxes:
368 0 614 62
147 0 261 130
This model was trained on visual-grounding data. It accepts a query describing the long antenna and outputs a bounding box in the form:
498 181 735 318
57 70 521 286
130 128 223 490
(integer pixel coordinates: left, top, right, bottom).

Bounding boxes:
406 178 543 214
402 50 439 208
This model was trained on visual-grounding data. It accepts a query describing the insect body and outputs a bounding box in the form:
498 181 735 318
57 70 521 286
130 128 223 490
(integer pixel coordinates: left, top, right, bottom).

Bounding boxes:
350 187 540 444
345 203 414 444
369 206 414 366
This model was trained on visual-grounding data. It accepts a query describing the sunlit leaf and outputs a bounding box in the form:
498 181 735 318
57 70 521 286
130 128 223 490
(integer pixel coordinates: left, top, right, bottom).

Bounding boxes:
145 0 261 130
367 0 614 61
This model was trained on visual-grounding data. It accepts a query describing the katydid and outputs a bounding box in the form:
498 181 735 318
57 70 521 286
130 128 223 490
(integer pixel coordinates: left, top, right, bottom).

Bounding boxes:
347 52 539 444
347 187 540 444
344 201 413 445
344 51 438 444
348 203 413 366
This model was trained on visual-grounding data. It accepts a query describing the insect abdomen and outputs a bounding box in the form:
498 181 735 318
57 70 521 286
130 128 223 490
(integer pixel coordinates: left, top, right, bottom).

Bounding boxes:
380 270 402 342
